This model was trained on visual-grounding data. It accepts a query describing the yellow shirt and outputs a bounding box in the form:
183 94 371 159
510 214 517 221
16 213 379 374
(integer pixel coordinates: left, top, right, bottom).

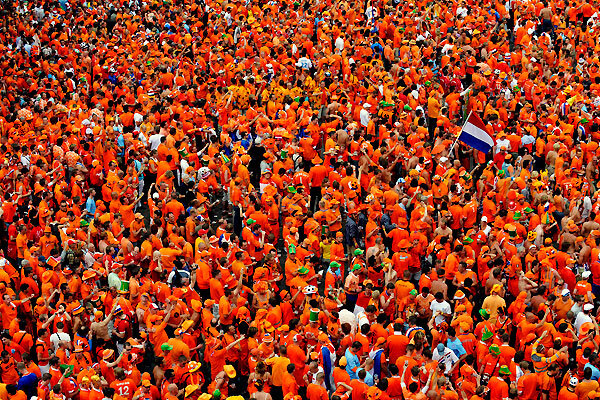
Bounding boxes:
268 356 291 386
427 96 441 118
481 294 506 324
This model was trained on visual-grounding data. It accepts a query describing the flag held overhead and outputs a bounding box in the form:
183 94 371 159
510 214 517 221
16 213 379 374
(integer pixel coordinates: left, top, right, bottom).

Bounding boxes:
458 111 495 153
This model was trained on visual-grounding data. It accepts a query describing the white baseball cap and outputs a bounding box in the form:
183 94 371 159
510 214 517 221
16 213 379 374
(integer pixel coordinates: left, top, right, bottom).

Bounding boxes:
481 216 488 222
561 289 570 297
584 303 594 311
583 271 592 279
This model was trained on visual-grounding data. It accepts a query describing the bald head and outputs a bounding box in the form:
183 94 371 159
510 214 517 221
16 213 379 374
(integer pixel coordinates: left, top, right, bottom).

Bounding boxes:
427 390 440 400
168 384 178 395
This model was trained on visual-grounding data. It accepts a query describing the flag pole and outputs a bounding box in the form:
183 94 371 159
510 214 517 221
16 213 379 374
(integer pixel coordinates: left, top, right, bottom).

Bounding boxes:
448 110 472 158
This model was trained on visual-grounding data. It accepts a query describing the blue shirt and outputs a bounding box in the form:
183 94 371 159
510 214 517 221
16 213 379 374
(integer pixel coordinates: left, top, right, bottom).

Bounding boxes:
117 133 125 155
447 337 466 358
18 372 38 398
345 348 361 380
134 159 144 181
345 217 359 246
85 196 96 215
585 363 600 380
356 368 374 386
371 43 383 54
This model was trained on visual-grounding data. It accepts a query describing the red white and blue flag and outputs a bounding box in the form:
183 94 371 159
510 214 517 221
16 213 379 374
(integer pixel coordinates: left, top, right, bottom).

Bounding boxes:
458 111 495 153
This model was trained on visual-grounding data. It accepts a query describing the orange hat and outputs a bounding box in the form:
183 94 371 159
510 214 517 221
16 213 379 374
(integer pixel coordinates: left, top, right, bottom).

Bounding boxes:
263 321 275 333
102 349 114 360
237 306 250 319
204 299 215 307
223 365 236 378
190 299 203 312
42 270 53 283
82 270 97 281
459 322 470 332
181 320 195 332
399 239 410 249
581 322 595 335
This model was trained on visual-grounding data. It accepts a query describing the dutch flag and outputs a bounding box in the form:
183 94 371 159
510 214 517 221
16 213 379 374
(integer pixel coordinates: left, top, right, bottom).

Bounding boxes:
457 111 495 153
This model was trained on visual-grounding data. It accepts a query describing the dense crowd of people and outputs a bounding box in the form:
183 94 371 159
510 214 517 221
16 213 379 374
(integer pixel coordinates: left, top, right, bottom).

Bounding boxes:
1 0 600 399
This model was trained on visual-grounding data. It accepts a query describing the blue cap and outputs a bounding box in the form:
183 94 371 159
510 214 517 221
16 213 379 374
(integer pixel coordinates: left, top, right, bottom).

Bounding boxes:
437 343 445 353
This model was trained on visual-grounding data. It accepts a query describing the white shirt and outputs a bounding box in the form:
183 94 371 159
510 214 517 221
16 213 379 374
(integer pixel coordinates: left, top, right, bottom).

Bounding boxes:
521 134 535 146
50 332 71 351
575 312 593 332
134 112 144 129
84 252 96 268
223 12 232 26
430 300 451 325
583 196 593 220
34 6 45 20
357 311 370 328
482 224 492 236
500 88 512 100
495 138 511 154
335 37 345 52
296 57 313 70
137 131 148 146
432 347 458 373
441 43 455 55
515 365 524 382
20 154 31 167
308 366 325 386
149 133 163 150
360 108 370 127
